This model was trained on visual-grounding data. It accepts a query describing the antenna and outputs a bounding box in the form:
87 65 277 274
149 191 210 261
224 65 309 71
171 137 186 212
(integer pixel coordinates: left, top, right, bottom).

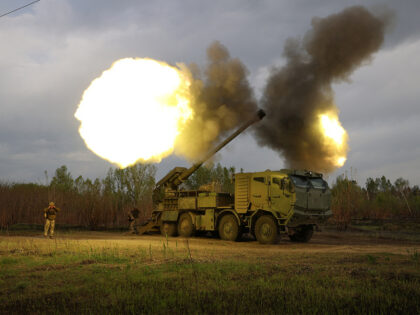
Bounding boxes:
0 0 40 19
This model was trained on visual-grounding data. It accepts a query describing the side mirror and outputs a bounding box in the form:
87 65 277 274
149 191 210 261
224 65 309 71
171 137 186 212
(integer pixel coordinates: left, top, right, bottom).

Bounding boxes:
289 181 295 193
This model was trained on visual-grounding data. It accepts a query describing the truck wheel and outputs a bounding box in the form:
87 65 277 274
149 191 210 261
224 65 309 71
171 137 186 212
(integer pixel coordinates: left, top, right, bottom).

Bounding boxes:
255 215 279 244
160 222 177 237
178 213 195 237
218 214 241 241
289 225 314 242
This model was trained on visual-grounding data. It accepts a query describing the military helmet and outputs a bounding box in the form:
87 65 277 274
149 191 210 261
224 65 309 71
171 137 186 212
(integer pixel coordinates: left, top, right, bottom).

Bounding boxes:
49 201 55 206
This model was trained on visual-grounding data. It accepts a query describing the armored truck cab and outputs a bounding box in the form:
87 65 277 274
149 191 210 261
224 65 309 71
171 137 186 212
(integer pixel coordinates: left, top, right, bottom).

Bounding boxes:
233 169 332 243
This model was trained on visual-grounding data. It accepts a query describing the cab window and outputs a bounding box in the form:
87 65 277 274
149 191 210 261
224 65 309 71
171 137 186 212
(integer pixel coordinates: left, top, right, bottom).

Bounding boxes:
253 177 265 184
272 177 281 186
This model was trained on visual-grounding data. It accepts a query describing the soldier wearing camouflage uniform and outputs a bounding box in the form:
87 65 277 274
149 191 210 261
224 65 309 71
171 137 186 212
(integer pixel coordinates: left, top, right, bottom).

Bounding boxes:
128 208 140 234
44 202 60 238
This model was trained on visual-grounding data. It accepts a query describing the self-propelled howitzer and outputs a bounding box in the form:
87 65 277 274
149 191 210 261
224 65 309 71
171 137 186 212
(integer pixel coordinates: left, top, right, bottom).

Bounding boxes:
138 108 332 244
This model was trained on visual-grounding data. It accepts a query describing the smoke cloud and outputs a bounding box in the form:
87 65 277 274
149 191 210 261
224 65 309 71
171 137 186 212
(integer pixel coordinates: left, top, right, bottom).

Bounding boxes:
175 41 257 161
175 6 390 173
255 6 390 172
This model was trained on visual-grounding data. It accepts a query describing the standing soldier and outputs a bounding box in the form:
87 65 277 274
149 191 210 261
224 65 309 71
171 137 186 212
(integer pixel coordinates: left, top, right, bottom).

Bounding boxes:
127 208 140 234
44 202 60 238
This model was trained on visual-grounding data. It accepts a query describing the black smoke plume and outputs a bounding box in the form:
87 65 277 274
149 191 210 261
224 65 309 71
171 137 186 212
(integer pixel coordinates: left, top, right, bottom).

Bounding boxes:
256 6 389 172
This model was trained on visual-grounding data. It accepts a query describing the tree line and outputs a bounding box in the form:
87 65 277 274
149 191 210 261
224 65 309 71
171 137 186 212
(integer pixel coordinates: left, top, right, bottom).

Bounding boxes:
0 164 156 229
331 174 420 229
0 164 419 230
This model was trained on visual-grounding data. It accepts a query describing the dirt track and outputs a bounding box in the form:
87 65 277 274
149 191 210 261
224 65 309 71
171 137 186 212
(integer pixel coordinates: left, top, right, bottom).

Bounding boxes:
127 230 420 258
4 229 418 261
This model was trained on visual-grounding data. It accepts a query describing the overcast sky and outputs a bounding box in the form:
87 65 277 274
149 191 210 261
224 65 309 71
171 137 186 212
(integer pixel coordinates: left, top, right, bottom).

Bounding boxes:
0 0 419 187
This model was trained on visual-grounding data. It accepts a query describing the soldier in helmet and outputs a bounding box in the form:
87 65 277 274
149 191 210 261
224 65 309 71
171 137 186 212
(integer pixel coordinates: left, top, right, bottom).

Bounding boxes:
127 208 140 234
44 202 60 238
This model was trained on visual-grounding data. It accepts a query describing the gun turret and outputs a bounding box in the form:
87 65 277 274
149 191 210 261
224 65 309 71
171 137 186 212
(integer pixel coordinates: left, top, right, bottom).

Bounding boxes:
155 109 265 193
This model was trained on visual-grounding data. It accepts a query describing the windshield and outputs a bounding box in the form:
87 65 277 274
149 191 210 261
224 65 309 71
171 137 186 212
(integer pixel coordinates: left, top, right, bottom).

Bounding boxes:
290 175 328 189
290 175 309 188
309 177 328 189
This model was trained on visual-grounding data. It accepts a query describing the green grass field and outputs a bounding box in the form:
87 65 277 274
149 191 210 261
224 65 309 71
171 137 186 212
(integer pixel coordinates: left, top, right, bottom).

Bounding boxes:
1 230 419 314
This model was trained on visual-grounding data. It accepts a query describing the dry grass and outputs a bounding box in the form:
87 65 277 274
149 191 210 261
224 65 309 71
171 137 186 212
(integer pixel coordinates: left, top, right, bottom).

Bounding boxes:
1 230 420 314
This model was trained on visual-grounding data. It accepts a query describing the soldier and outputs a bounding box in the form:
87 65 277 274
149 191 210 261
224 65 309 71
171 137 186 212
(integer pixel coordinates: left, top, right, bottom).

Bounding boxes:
44 201 60 238
128 208 140 234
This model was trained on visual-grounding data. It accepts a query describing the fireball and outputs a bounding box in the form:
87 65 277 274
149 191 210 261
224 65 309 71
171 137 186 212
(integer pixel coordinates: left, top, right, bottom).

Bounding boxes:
318 112 348 167
74 58 193 168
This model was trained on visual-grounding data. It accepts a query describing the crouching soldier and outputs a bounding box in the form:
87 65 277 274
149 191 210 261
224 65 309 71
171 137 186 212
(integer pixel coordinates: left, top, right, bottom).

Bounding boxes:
44 202 60 238
128 208 140 234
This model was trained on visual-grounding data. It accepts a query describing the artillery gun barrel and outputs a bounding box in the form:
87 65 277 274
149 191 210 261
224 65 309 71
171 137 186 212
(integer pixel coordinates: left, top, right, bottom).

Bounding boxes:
173 109 266 186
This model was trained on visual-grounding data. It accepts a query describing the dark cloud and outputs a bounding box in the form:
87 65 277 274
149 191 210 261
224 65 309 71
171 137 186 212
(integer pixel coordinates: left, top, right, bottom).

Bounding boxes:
0 0 419 185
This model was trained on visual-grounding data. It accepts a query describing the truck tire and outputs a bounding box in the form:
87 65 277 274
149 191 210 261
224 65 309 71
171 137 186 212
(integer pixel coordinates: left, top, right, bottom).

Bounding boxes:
160 222 177 237
218 214 241 241
255 215 279 244
178 213 195 237
289 225 314 242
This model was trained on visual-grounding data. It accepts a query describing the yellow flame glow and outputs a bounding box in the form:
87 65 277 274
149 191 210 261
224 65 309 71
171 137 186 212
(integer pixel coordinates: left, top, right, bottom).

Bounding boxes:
74 58 193 168
319 112 348 167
